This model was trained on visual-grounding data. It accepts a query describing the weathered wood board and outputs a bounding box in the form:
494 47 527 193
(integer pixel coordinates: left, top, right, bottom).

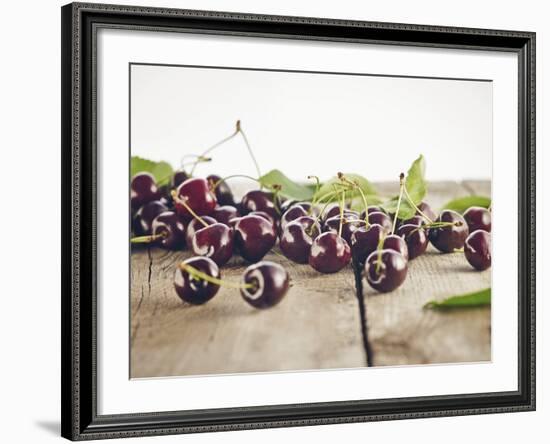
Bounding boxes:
130 181 491 378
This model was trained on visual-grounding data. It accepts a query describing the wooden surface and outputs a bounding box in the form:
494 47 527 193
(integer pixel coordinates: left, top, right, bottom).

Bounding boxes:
130 181 491 378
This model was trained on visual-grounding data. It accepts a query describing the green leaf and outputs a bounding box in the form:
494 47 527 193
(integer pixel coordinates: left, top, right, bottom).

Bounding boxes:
441 196 491 213
424 288 491 310
315 173 379 204
131 156 174 186
259 169 315 200
380 155 427 219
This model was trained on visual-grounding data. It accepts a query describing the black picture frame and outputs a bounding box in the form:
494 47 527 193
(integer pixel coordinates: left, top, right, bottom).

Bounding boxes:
61 2 536 440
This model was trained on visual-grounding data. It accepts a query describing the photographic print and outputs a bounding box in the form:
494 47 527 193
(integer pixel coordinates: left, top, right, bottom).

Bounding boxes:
129 63 492 379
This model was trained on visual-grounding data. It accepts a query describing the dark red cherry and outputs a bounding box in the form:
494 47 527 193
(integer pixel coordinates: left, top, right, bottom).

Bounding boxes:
191 223 234 266
280 205 308 231
172 170 189 188
400 215 424 227
211 205 240 226
234 215 277 262
365 249 408 293
174 256 220 305
416 201 437 221
280 216 321 264
151 211 186 250
322 204 357 222
131 172 161 210
323 215 360 244
240 261 290 309
133 200 168 235
463 206 492 232
351 224 385 264
381 234 409 261
309 232 351 273
359 206 385 220
174 177 217 220
248 210 277 228
241 190 281 221
428 210 469 253
207 174 236 207
396 224 428 260
368 211 392 233
280 199 298 213
185 216 216 247
464 229 491 271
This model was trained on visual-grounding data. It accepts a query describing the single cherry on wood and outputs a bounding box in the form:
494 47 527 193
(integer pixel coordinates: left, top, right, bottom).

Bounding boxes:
240 261 290 309
365 249 408 293
174 256 221 305
464 229 491 271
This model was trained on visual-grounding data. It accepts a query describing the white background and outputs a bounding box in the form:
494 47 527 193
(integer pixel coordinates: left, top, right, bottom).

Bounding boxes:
131 64 492 181
0 0 546 443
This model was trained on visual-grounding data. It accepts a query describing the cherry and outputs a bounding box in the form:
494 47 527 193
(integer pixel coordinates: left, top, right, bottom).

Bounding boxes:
309 232 351 273
280 216 321 264
173 177 217 220
280 205 308 231
172 170 189 188
359 206 385 220
365 249 408 292
207 174 236 207
368 211 392 233
351 224 385 264
248 210 277 228
381 234 409 261
131 172 161 210
400 215 424 227
464 229 491 271
322 204 358 222
323 215 360 244
240 261 290 309
133 200 168 235
185 216 217 247
212 205 240 226
428 210 469 253
174 256 220 305
191 223 234 266
463 206 491 232
396 224 428 260
416 201 437 221
241 190 281 221
234 215 277 262
151 211 186 250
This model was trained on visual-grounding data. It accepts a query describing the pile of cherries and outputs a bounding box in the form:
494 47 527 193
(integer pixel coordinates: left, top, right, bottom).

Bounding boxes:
131 167 492 306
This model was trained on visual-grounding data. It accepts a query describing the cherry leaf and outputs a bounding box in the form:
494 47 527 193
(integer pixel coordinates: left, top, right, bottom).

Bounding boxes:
259 169 315 200
131 156 174 186
441 196 491 213
424 288 491 309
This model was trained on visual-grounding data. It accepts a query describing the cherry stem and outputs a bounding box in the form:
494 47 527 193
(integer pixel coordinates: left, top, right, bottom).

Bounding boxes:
271 185 282 215
402 185 434 223
130 233 165 244
392 173 406 234
375 233 386 274
190 125 240 176
236 120 262 180
171 190 210 227
338 190 345 238
210 174 262 191
179 262 254 289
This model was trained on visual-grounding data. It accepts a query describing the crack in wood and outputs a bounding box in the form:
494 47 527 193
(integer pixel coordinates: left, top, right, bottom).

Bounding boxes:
352 260 373 367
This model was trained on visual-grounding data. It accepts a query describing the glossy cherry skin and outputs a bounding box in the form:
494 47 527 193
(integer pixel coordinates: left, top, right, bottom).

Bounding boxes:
174 177 217 220
240 261 290 309
400 215 424 228
234 215 277 262
382 234 409 261
416 201 437 221
323 215 360 244
464 229 491 271
211 205 240 227
368 211 393 233
133 200 168 235
207 174 236 207
151 211 186 250
280 199 298 213
172 170 189 188
248 210 277 228
191 223 234 266
463 206 492 233
365 249 408 293
241 190 281 221
185 216 217 247
280 205 308 231
309 232 351 273
131 172 161 210
322 204 358 222
359 206 386 220
428 210 469 253
280 216 321 264
174 256 220 305
351 224 385 264
396 224 428 260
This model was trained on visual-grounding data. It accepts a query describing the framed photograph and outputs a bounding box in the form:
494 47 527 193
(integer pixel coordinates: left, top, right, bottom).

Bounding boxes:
61 2 536 440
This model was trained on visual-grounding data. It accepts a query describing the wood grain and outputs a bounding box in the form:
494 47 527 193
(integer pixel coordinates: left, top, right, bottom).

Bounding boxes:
130 181 491 378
